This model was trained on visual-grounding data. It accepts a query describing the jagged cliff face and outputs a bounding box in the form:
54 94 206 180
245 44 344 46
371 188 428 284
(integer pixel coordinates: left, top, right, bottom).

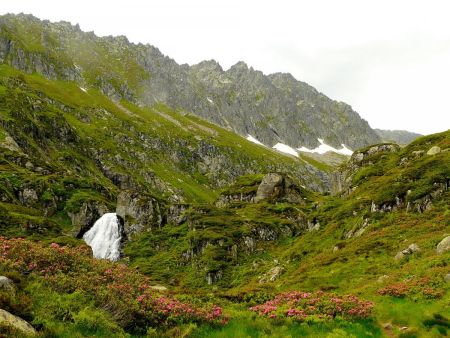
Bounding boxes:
0 13 380 150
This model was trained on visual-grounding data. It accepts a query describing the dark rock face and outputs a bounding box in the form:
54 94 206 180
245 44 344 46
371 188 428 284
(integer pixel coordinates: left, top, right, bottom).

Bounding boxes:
115 191 188 237
69 202 109 238
116 191 164 236
0 13 381 151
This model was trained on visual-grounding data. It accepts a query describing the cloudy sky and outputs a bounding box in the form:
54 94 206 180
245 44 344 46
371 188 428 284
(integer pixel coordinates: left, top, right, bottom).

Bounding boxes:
2 0 450 135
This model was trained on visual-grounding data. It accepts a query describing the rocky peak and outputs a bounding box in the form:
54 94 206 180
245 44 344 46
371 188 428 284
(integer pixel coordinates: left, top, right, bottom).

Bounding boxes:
228 61 249 72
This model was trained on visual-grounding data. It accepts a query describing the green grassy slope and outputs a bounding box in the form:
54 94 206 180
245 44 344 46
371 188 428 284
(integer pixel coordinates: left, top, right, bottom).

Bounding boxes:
120 132 449 337
0 72 449 336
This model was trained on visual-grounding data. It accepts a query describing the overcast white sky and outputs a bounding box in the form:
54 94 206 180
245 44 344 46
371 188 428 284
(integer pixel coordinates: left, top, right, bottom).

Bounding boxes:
2 0 450 135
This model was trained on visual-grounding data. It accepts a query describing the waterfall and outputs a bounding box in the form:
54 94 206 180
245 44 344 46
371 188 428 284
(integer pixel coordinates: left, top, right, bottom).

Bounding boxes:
83 213 122 261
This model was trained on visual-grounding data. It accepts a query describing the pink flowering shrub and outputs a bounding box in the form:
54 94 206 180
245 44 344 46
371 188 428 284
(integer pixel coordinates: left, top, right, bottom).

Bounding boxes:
0 237 227 330
378 277 444 299
249 291 373 321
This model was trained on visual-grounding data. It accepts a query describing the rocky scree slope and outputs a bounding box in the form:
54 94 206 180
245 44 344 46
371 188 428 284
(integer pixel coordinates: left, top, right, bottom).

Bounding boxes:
0 13 380 150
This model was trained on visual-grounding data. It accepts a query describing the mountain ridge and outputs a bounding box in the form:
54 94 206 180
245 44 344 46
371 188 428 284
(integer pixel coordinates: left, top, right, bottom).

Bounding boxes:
0 13 381 150
375 128 422 145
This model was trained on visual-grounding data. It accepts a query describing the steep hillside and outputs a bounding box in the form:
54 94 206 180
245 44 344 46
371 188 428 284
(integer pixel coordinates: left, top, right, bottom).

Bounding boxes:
375 129 422 145
0 13 380 150
0 12 449 338
1 128 447 337
119 131 449 337
0 64 329 243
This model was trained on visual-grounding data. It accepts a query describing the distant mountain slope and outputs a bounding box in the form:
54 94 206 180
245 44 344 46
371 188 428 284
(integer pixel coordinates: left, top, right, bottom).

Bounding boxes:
0 13 381 150
375 128 422 145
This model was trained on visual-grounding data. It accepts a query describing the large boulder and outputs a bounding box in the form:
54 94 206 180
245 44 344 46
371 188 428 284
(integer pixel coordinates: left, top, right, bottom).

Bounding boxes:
427 146 441 155
0 134 21 152
437 236 450 254
445 273 450 283
395 243 420 260
0 309 36 336
254 173 304 203
254 173 284 202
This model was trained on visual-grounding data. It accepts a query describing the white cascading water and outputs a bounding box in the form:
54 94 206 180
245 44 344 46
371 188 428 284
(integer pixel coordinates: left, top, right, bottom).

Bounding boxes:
83 213 122 261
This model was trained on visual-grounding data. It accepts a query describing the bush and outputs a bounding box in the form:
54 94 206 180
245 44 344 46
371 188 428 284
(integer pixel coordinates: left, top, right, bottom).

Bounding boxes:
0 237 227 334
249 291 373 321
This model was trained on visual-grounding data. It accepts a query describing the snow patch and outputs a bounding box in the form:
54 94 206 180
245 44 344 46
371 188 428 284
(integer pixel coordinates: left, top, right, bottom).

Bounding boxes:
83 213 122 261
246 134 265 146
298 138 353 156
273 143 298 157
337 144 353 156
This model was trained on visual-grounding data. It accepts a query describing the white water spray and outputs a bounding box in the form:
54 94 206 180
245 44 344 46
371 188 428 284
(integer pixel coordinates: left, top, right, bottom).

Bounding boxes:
83 213 122 261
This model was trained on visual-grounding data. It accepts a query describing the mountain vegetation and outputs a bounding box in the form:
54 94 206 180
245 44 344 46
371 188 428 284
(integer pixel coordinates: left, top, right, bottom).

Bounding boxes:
0 13 448 338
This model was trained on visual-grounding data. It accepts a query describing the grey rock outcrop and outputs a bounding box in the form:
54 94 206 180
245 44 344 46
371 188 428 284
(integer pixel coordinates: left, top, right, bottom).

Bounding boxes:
0 276 15 293
115 190 187 237
427 146 441 155
206 270 223 285
0 134 21 152
116 191 164 236
18 188 38 206
445 273 450 283
332 143 400 195
255 173 284 202
254 173 304 203
436 236 450 254
217 172 307 206
394 243 420 260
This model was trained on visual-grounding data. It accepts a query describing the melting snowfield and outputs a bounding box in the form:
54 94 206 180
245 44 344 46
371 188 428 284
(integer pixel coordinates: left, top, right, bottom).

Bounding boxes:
298 138 353 156
246 134 265 146
245 135 353 157
83 213 122 261
272 143 299 157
